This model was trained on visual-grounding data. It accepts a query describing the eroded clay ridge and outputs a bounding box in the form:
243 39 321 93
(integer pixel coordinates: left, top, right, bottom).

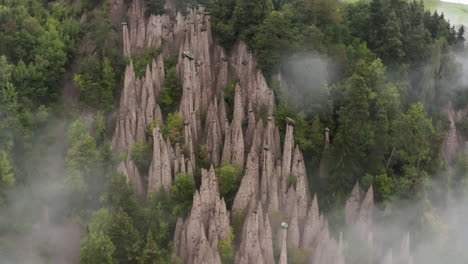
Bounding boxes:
111 0 413 263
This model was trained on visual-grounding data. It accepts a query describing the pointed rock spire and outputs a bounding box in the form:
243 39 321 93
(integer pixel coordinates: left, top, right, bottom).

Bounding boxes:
232 152 259 215
205 98 222 166
287 204 300 248
148 126 172 193
345 181 362 225
358 185 374 230
291 145 310 219
281 123 294 199
279 227 288 264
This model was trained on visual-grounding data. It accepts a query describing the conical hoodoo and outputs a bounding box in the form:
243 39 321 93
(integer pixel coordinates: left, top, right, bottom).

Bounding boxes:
111 0 413 263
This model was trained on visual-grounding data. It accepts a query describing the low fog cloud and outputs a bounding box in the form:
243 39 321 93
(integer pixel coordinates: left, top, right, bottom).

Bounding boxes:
412 195 468 263
340 186 468 264
455 51 468 87
278 53 332 116
0 118 81 264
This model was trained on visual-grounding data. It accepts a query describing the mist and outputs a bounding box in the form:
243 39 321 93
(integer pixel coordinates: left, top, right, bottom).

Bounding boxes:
277 53 331 117
0 117 82 264
274 37 468 263
413 195 468 263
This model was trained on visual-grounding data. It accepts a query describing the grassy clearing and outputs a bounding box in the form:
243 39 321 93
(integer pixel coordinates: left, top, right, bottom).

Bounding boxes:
341 0 468 26
424 0 468 26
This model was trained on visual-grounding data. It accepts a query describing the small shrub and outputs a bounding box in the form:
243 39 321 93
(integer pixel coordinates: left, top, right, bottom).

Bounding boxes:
147 119 162 136
181 144 190 157
223 79 239 121
232 212 245 245
218 227 235 264
162 113 184 144
197 109 207 128
133 48 161 77
164 55 179 71
288 174 297 188
375 173 394 201
159 67 182 114
256 103 269 126
197 144 211 169
171 174 196 216
130 140 152 172
216 164 243 207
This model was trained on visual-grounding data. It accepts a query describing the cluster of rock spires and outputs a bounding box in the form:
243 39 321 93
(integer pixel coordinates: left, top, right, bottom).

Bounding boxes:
110 0 414 263
173 166 230 263
112 0 274 196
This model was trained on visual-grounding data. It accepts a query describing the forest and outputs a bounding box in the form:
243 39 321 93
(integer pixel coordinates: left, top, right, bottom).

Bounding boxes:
0 0 467 263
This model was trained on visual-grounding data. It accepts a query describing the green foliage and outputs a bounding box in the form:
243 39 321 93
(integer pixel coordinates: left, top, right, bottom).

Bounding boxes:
83 177 182 264
0 1 80 106
288 174 298 188
162 112 185 144
130 140 153 173
80 232 115 264
361 174 374 191
197 144 211 169
147 119 163 136
133 48 161 78
139 231 170 264
208 0 237 47
1 0 467 262
85 5 127 79
66 119 99 194
391 103 437 170
218 227 235 264
216 164 243 207
453 89 468 111
231 212 245 244
145 188 176 246
74 57 116 111
457 120 468 138
0 150 15 204
223 79 239 121
256 104 269 126
375 173 394 201
171 174 196 216
253 8 302 76
159 67 182 114
88 209 112 234
223 79 237 106
103 173 143 226
107 209 142 264
83 0 103 10
232 0 273 42
275 106 325 158
145 0 167 16
64 116 115 216
0 57 18 204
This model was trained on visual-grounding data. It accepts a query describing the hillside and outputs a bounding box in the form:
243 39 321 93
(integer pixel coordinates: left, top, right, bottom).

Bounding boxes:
1 0 468 263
